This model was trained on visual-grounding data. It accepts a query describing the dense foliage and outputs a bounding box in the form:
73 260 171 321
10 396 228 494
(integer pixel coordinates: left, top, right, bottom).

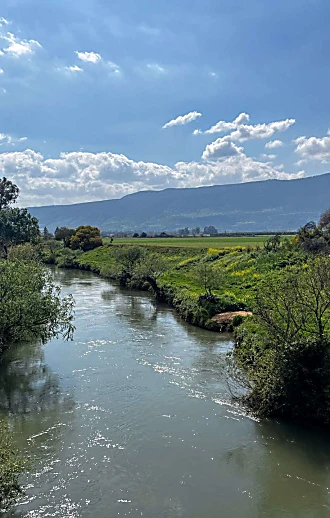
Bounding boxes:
232 256 330 423
70 225 103 251
0 208 40 258
0 259 75 347
0 420 26 511
0 177 19 211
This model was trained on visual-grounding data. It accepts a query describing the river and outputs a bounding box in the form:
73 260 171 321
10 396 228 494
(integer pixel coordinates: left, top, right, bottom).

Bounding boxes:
2 267 330 517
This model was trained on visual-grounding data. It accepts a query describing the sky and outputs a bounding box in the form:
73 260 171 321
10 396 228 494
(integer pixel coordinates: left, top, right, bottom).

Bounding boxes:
0 0 330 206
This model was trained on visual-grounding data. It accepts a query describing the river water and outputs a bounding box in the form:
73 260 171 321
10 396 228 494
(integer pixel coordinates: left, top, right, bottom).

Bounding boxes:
2 268 330 517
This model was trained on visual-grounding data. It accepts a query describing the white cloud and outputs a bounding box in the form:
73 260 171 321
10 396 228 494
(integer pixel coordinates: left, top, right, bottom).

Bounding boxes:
75 51 102 63
265 139 284 149
260 153 277 160
0 18 9 27
0 32 42 57
107 61 121 74
146 63 166 73
229 119 295 142
202 136 243 160
64 65 83 73
294 135 330 163
0 147 305 207
163 111 202 129
198 113 295 143
0 67 3 74
0 132 27 146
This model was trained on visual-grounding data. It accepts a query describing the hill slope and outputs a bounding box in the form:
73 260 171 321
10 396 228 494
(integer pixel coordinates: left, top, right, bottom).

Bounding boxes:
28 174 330 232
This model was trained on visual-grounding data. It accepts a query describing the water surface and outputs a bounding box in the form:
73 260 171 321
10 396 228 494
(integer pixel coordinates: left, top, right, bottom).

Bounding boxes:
2 268 330 517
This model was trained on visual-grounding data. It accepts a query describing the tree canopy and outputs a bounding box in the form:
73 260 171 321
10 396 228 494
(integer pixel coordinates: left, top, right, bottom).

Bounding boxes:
0 177 19 211
54 227 76 247
0 259 75 347
0 208 40 258
70 225 103 251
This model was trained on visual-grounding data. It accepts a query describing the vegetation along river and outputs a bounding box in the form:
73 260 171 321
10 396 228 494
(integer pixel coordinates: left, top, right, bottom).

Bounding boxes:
3 267 330 517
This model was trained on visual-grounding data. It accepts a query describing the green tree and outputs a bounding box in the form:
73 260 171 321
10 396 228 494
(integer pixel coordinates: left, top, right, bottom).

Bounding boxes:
43 226 53 240
113 246 145 286
0 420 26 511
0 260 75 347
54 227 76 247
134 253 168 298
70 225 103 251
0 208 40 258
264 234 281 252
232 256 330 423
0 177 19 211
195 261 219 296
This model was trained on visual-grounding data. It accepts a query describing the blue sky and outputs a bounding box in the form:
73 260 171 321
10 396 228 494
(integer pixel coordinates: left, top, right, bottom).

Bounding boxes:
0 0 330 206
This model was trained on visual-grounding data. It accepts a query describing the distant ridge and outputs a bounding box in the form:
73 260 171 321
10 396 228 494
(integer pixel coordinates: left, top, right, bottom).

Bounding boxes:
28 173 330 232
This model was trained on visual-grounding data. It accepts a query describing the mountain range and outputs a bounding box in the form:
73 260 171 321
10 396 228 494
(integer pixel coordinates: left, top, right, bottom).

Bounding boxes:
28 173 330 233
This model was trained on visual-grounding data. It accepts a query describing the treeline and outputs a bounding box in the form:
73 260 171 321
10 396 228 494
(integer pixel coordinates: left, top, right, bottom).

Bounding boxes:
0 177 75 511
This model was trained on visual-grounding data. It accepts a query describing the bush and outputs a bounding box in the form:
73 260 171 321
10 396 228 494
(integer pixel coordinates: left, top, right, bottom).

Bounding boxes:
0 420 26 511
231 257 330 424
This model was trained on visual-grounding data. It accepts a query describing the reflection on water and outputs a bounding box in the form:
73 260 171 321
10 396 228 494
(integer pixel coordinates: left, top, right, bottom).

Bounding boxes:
2 267 330 518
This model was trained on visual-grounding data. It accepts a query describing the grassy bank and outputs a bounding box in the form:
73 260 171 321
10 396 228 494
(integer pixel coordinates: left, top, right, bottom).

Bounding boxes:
45 236 304 332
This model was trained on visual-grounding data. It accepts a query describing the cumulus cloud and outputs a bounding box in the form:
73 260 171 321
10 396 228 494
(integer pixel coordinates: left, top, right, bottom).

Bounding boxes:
163 111 202 129
197 113 295 143
202 136 243 160
0 147 305 207
75 51 102 63
203 112 250 135
0 32 42 57
294 135 330 163
265 139 284 149
229 119 295 142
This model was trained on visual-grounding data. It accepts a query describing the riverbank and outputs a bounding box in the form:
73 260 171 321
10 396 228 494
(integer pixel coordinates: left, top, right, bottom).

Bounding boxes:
43 238 304 332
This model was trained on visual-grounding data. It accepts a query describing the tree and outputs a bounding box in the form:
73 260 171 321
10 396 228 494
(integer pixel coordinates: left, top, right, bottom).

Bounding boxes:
70 226 103 251
113 246 145 286
132 233 139 238
0 177 19 211
232 256 330 423
178 227 189 236
54 227 76 247
0 420 26 511
140 232 147 238
319 209 330 229
43 226 53 240
192 227 201 236
134 253 168 298
195 261 219 296
0 260 75 347
0 208 40 259
264 234 281 252
204 225 218 235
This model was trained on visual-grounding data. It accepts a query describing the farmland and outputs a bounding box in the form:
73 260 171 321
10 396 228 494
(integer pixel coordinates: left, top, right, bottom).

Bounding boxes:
104 235 279 249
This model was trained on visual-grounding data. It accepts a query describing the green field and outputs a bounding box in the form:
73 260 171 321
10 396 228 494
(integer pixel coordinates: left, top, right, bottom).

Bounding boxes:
104 236 276 249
